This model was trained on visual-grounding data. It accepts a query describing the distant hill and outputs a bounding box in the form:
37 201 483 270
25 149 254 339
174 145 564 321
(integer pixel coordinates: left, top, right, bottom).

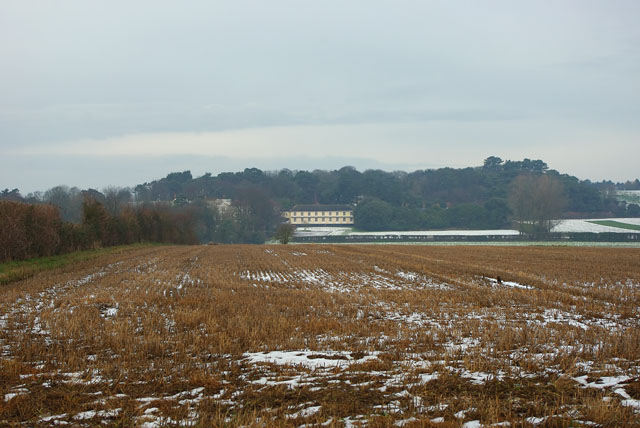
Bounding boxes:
2 157 639 240
130 157 638 230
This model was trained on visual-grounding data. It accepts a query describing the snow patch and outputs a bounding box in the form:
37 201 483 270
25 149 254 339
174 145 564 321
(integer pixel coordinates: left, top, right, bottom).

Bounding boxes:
244 350 380 369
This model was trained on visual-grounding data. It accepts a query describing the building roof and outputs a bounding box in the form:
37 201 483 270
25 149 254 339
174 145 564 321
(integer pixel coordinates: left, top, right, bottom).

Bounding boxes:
290 204 353 212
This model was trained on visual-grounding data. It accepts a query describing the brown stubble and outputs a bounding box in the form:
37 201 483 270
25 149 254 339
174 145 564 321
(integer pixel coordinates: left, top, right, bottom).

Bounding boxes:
1 244 639 426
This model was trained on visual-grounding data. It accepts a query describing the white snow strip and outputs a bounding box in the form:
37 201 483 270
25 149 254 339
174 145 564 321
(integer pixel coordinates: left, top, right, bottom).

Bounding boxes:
73 408 120 420
244 350 379 369
526 416 547 425
419 373 439 383
622 398 640 410
348 229 519 237
486 277 534 290
39 413 68 422
573 375 630 389
461 370 504 385
4 392 25 402
294 219 640 237
287 405 321 419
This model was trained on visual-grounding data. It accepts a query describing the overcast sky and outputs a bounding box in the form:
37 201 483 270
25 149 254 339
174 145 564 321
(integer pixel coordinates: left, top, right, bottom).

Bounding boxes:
1 0 639 193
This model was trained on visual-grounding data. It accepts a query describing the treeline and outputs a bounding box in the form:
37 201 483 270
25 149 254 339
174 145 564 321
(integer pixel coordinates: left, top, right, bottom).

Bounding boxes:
127 157 637 231
128 158 632 218
0 199 198 263
613 178 640 191
353 197 510 231
2 157 639 245
0 185 281 256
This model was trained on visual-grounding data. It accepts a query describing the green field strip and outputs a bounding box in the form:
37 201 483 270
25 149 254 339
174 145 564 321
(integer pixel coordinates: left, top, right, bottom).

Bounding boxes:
0 243 159 285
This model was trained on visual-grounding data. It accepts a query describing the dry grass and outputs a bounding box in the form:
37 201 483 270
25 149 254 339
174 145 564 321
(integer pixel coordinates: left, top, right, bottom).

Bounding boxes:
1 244 639 427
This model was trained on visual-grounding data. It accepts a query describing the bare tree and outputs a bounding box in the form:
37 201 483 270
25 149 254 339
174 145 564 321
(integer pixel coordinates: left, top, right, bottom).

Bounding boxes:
274 223 296 244
43 186 83 223
103 187 132 216
509 174 566 233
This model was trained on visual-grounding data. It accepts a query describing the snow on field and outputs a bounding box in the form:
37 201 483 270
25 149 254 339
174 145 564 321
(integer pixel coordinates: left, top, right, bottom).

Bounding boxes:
295 227 353 236
3 248 640 426
243 350 380 369
238 268 451 292
4 389 28 402
552 220 617 233
297 218 640 238
296 227 520 237
350 229 520 236
552 218 640 233
486 277 534 290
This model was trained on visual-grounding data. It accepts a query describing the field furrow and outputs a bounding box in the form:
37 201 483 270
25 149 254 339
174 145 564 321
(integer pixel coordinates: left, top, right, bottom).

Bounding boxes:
1 245 639 427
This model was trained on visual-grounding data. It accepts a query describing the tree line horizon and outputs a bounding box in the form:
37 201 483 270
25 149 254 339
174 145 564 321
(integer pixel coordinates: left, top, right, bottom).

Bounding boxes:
2 156 640 261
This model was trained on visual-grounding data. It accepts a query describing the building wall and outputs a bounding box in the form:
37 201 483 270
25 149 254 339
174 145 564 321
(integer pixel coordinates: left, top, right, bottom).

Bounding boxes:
284 209 354 225
205 199 233 213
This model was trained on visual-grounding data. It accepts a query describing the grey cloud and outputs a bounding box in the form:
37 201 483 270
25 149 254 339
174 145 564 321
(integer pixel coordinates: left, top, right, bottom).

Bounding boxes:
1 0 639 188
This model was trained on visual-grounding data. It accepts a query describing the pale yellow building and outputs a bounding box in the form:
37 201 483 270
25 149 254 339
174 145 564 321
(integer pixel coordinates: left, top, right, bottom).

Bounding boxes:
284 204 354 226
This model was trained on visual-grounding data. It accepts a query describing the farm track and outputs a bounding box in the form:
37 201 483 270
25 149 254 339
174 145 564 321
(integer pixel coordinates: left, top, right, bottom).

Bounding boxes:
1 244 639 427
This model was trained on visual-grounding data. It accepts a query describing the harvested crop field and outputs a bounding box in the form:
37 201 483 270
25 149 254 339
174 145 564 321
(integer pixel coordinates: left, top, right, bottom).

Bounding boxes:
1 245 639 427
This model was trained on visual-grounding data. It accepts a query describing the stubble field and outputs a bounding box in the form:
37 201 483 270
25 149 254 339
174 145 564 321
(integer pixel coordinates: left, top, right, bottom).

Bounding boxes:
1 244 639 427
